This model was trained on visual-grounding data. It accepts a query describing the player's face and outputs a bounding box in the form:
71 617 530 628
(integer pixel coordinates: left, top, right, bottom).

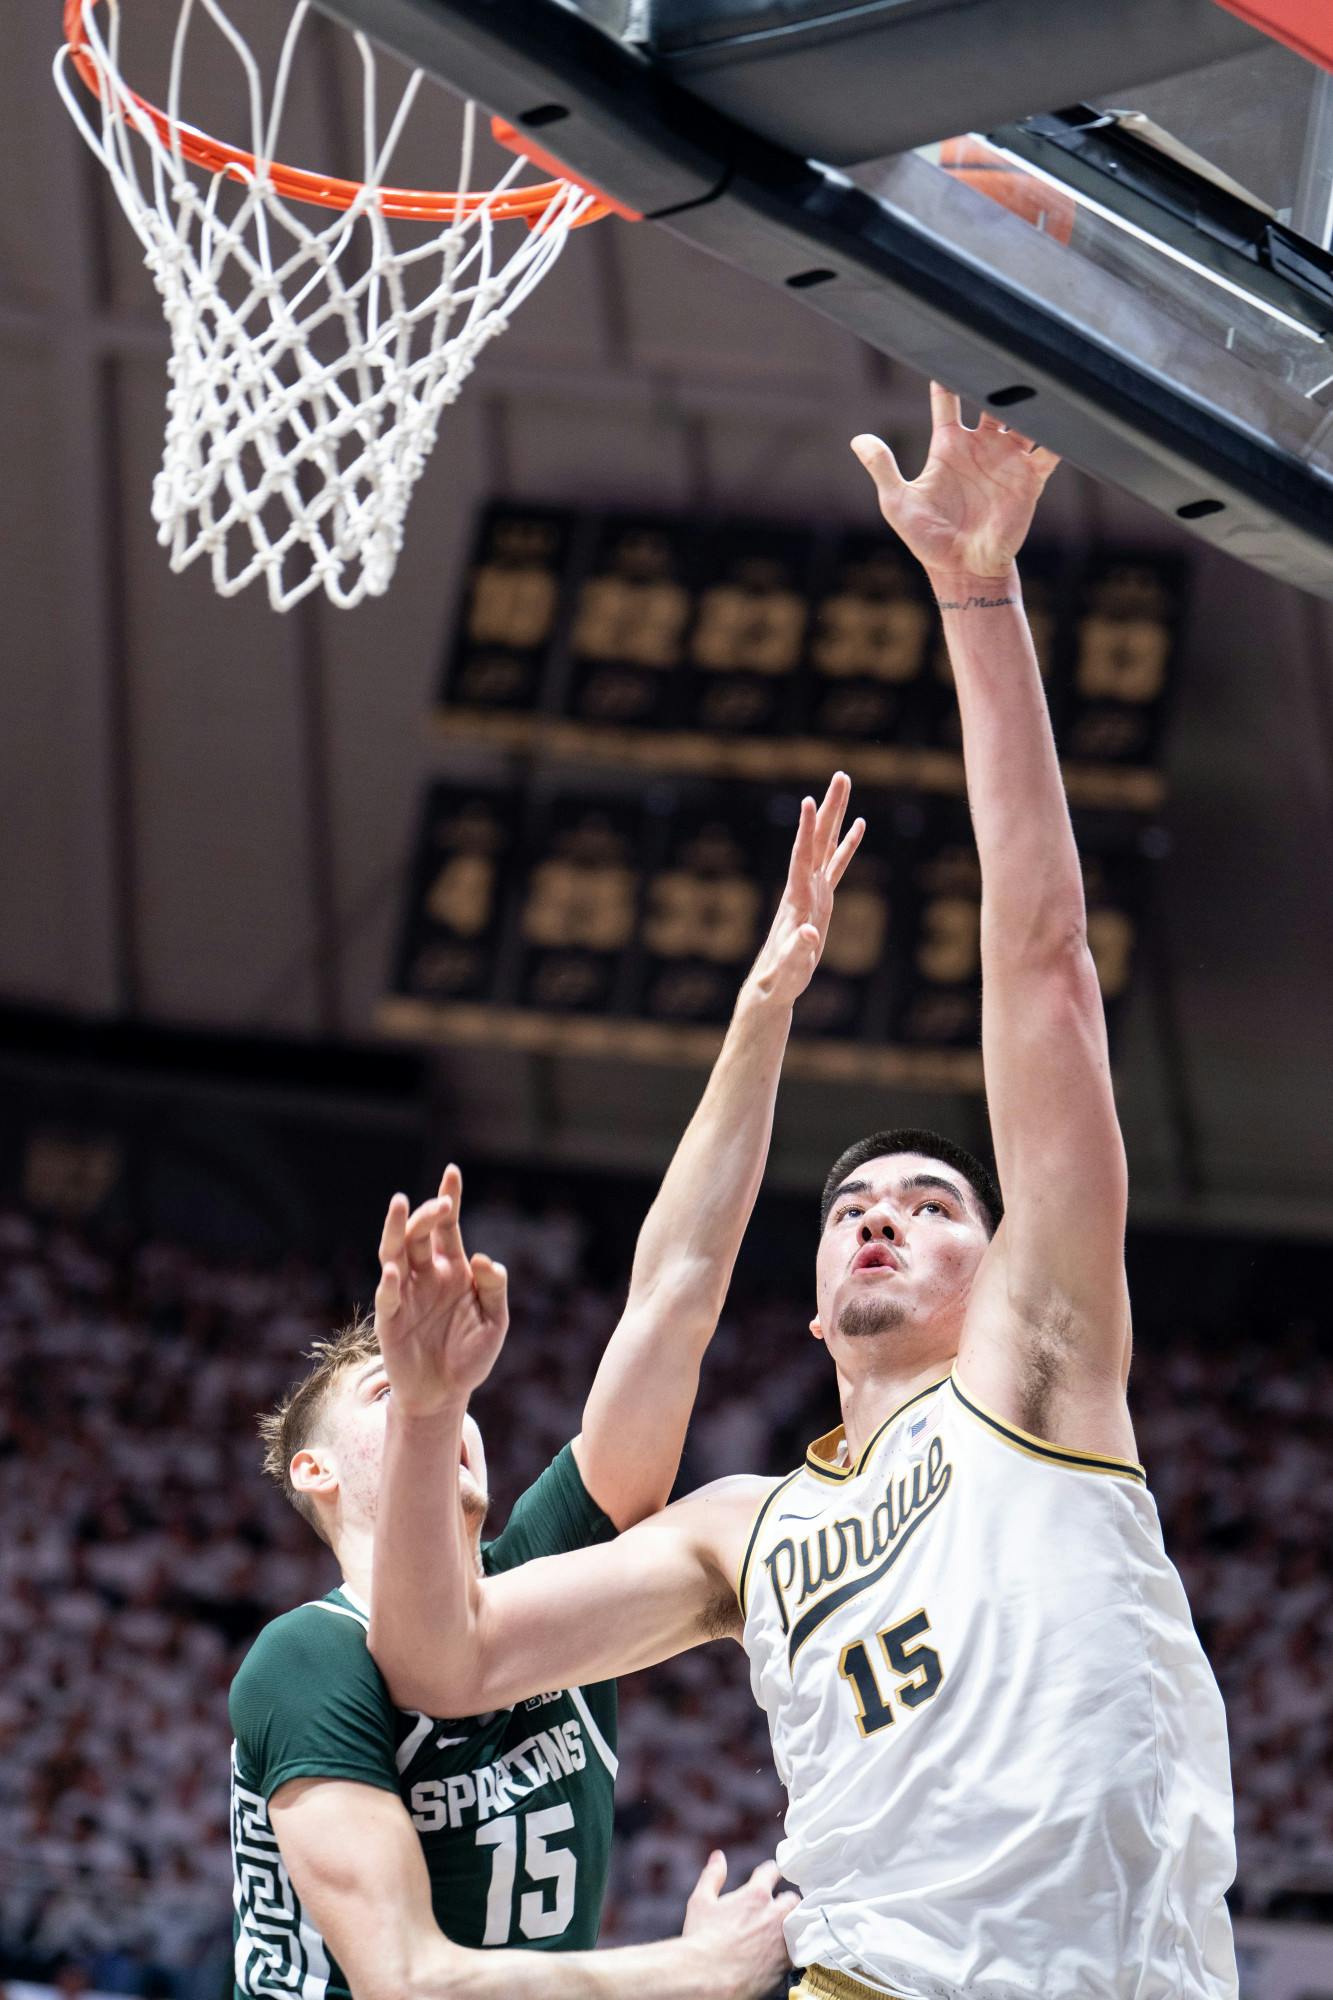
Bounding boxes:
330 1352 489 1532
812 1152 991 1367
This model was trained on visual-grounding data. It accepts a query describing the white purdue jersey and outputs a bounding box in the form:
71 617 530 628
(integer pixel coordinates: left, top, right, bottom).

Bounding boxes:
740 1372 1237 2000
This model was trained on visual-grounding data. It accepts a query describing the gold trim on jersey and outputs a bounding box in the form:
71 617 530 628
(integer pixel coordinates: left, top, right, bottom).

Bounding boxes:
736 1471 803 1619
804 1378 948 1484
949 1373 1147 1483
790 1967 904 2000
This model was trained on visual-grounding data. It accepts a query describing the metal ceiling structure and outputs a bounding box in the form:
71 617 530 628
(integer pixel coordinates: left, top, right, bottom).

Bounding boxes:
4 5 1333 1238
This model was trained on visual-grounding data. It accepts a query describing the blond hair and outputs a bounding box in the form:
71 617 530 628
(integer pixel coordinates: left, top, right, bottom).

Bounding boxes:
258 1313 378 1546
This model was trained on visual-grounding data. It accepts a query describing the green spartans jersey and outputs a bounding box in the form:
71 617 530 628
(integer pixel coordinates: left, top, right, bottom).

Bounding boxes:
230 1444 619 1999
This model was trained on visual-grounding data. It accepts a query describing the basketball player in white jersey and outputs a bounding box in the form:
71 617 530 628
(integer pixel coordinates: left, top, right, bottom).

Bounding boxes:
365 387 1238 2000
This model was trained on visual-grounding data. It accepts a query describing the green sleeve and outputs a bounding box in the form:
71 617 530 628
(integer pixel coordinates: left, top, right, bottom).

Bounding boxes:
229 1604 400 1802
484 1442 617 1573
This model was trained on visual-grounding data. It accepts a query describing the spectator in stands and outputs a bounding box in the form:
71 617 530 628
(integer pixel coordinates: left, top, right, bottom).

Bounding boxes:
1 1197 1331 1988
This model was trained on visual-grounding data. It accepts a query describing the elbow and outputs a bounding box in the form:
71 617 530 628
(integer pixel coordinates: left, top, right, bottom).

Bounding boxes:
364 1619 406 1698
357 1970 414 2000
1043 923 1098 988
986 907 1094 977
628 1256 729 1338
408 1939 475 2000
982 843 1089 960
365 1937 471 2000
1048 937 1116 1038
378 1667 449 1713
368 1633 482 1719
345 1940 420 2000
610 1481 675 1533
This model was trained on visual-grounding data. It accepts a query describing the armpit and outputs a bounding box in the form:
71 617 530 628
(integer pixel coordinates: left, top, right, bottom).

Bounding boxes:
700 1586 743 1643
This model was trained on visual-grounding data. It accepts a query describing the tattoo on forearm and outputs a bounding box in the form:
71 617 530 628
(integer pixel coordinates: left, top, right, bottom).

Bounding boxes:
934 593 1018 612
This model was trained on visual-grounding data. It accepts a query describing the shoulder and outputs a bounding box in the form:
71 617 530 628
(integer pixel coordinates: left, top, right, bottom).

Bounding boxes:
961 1213 1134 1413
230 1599 400 1800
942 1366 1144 1486
230 1601 374 1721
239 1597 369 1668
670 1473 786 1577
676 1472 782 1517
487 1440 615 1571
951 1334 1140 1469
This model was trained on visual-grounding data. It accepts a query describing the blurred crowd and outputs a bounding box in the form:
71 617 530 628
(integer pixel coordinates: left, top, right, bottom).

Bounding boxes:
1 1198 1331 1993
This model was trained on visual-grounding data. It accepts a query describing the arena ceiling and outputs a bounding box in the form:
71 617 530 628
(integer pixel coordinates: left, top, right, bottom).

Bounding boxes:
3 7 1333 1238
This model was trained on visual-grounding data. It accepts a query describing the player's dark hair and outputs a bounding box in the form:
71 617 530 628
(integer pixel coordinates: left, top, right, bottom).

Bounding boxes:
258 1313 379 1547
820 1128 1003 1238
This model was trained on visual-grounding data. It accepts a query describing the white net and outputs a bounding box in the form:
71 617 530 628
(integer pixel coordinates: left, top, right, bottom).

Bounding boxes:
55 0 599 612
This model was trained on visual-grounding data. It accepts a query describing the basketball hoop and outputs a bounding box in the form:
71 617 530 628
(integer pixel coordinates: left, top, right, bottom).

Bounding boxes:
54 0 636 611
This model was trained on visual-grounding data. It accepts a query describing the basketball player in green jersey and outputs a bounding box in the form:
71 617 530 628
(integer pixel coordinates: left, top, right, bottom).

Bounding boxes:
229 775 864 2000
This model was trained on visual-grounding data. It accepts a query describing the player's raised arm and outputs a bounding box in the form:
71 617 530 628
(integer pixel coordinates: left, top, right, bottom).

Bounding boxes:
269 1775 794 2000
574 772 863 1526
367 1175 766 1715
852 390 1133 1450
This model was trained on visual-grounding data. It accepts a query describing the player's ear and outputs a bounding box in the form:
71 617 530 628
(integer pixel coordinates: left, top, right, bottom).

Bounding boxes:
290 1446 338 1503
809 1315 826 1344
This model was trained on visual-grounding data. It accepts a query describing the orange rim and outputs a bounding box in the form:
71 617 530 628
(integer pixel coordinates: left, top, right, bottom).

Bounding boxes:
63 0 639 225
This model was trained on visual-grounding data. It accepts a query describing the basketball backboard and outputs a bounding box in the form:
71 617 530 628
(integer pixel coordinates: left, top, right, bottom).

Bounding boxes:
314 0 1333 597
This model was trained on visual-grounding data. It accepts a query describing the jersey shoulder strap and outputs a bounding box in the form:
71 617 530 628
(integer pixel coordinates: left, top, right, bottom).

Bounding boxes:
948 1373 1147 1483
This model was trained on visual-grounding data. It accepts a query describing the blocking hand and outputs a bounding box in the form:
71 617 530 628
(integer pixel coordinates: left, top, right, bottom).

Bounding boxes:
373 1164 508 1417
852 382 1059 583
745 771 864 1011
680 1852 798 2000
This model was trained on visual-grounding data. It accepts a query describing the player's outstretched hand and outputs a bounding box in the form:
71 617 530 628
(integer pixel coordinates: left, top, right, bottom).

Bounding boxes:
852 382 1059 584
373 1164 508 1417
746 771 864 1011
679 1851 797 2000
